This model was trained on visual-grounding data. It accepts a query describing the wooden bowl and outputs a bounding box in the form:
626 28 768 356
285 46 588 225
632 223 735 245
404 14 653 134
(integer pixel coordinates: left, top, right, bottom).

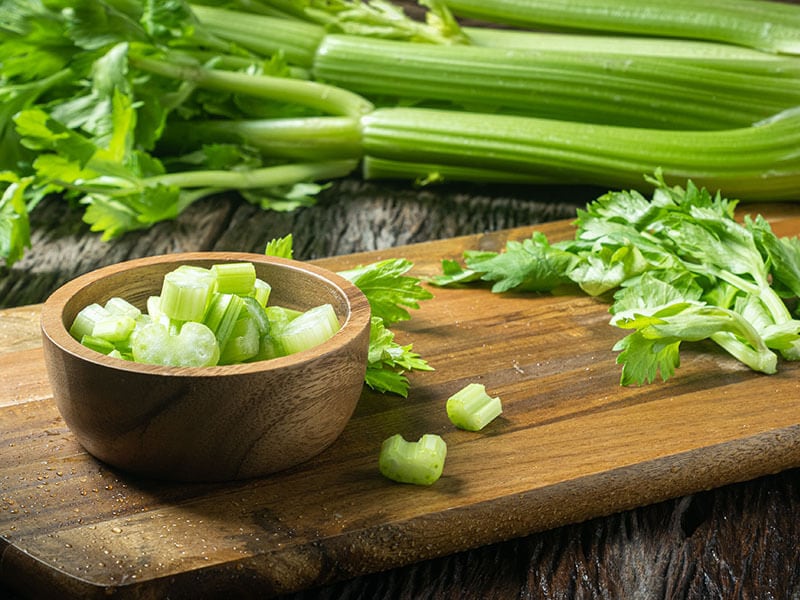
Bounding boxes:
40 252 371 482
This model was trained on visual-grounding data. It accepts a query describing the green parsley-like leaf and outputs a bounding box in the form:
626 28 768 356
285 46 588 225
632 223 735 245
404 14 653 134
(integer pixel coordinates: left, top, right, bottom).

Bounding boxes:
338 258 434 325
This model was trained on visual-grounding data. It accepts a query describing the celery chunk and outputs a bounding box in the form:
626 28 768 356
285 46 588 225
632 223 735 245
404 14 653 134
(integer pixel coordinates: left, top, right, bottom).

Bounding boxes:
69 303 111 340
203 292 244 347
446 383 503 431
159 265 216 322
277 303 340 355
131 321 220 367
211 262 257 295
251 278 272 307
91 314 136 343
379 434 447 486
104 297 141 319
219 315 260 364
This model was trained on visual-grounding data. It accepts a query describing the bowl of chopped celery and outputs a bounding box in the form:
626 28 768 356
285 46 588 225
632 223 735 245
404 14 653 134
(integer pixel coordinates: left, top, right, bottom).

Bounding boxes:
40 252 371 482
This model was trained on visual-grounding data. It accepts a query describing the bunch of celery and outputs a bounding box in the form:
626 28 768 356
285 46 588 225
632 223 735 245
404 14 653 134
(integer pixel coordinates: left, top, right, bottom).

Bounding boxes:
3 0 800 267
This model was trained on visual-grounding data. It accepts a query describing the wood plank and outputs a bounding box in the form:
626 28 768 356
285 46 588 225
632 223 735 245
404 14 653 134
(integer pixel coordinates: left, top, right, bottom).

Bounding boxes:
2 214 800 598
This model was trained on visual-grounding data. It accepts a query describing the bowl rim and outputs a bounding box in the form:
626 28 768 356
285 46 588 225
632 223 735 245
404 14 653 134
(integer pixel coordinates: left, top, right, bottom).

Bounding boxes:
40 251 371 376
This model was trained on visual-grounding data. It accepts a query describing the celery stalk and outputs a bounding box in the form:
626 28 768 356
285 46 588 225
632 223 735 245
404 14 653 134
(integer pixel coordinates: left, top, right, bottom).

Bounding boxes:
361 106 800 201
443 0 800 55
211 262 257 295
314 34 800 130
159 265 216 322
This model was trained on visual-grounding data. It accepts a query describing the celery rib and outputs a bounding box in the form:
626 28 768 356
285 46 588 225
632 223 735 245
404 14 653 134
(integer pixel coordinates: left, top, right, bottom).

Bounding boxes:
361 106 800 200
444 0 800 55
313 35 800 130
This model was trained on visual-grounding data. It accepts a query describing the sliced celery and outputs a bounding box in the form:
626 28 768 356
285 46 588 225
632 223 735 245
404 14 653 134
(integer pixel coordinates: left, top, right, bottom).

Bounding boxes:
446 383 503 431
79 334 116 355
69 303 111 340
104 297 141 319
131 321 220 367
159 265 216 322
219 315 260 364
91 314 136 343
276 303 340 355
379 434 447 486
241 296 271 335
252 278 272 307
203 292 245 347
211 262 257 295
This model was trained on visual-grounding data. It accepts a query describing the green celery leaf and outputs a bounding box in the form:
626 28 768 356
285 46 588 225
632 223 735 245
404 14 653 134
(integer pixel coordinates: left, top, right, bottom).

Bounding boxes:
464 232 577 293
264 234 294 259
613 331 681 385
746 214 800 298
364 316 432 397
0 173 35 267
428 258 485 287
338 258 433 325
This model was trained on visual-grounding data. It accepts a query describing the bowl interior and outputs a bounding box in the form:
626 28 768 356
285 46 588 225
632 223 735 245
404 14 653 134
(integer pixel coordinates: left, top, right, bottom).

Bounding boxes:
47 252 362 372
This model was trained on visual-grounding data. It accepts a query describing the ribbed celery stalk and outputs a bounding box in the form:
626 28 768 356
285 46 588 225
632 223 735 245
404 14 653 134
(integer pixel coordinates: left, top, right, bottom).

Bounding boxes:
462 27 788 61
313 34 800 129
189 4 323 68
444 0 800 55
361 106 800 200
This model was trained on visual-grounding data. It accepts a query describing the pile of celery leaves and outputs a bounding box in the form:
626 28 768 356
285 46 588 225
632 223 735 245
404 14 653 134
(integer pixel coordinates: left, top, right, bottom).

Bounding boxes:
3 0 800 267
434 173 800 385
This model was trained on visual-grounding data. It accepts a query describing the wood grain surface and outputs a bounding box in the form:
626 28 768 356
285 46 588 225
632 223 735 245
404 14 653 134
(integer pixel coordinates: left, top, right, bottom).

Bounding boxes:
3 202 800 599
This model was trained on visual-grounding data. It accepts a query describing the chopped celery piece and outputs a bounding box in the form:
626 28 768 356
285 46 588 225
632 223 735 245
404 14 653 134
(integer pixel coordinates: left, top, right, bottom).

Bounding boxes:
252 278 272 307
146 295 165 322
265 305 302 329
131 321 220 367
203 292 244 347
379 434 447 486
219 315 260 364
446 383 503 431
91 315 136 343
241 296 271 335
276 303 340 355
159 265 216 322
69 303 111 340
104 297 141 319
211 262 257 295
80 334 116 355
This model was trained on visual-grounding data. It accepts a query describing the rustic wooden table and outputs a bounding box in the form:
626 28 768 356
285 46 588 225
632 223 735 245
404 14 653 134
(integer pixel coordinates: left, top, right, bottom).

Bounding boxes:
2 177 800 599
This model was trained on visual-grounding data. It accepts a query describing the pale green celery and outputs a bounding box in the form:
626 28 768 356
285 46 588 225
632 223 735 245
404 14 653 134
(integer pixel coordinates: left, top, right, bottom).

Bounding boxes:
219 315 260 364
711 331 778 374
363 156 573 185
379 434 447 486
161 117 363 162
131 321 220 367
251 279 272 307
443 0 800 55
159 265 216 322
463 27 787 61
240 296 271 335
446 383 503 431
188 4 325 68
80 334 116 355
211 262 257 295
141 160 359 191
360 106 800 201
276 303 340 355
314 35 800 130
69 303 111 340
128 54 374 118
104 297 141 319
203 292 244 347
92 314 136 343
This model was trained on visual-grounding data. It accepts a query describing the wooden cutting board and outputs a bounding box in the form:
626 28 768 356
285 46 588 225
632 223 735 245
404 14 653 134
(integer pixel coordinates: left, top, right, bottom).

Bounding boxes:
3 208 800 599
